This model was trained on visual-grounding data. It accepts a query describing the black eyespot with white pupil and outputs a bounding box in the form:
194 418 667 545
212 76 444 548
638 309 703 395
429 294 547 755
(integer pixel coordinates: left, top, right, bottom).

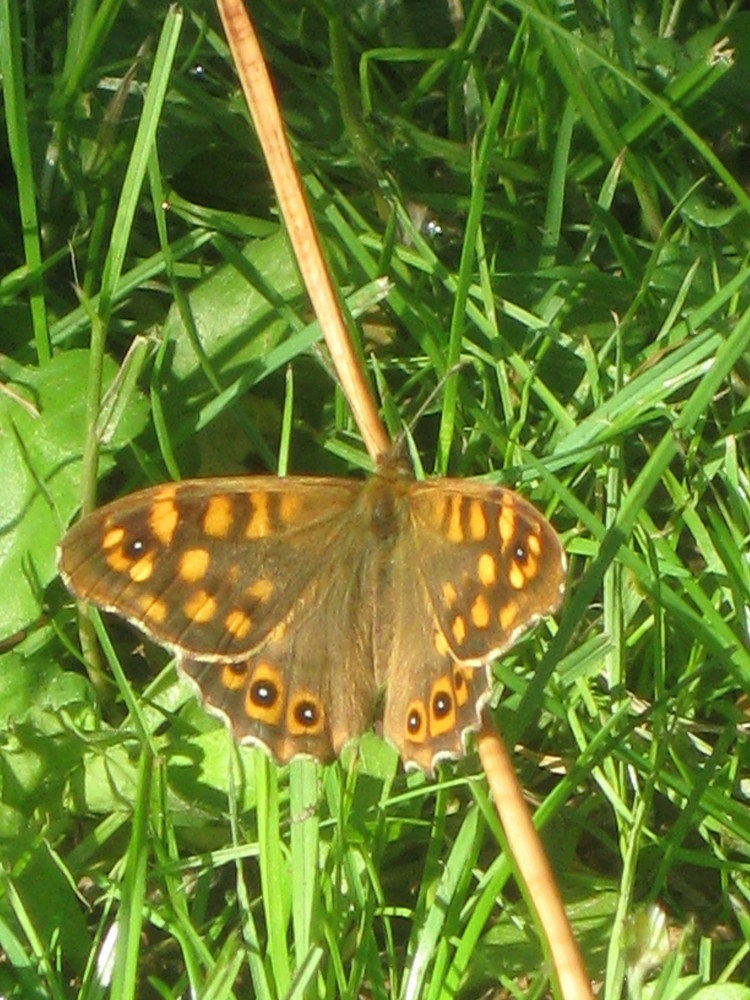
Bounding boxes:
514 542 527 561
407 708 423 734
125 536 145 558
295 699 319 728
251 679 279 707
432 692 453 719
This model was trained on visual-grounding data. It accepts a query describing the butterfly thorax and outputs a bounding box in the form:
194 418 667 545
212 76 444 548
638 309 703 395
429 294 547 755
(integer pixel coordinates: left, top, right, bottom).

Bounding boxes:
365 467 412 544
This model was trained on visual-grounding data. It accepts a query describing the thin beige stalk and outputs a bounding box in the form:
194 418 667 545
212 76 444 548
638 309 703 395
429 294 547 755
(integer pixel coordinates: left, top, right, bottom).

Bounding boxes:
478 713 595 999
215 0 389 464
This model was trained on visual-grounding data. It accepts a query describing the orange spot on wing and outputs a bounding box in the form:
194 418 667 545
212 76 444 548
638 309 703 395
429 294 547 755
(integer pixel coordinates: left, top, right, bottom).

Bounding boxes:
184 589 217 623
179 547 210 583
434 628 451 658
468 500 487 540
105 547 131 573
287 691 325 735
203 496 233 538
477 552 497 586
441 581 458 608
429 676 456 736
102 526 125 549
452 666 470 707
129 551 155 583
279 492 301 523
498 497 515 551
225 608 252 640
139 594 168 624
452 614 467 645
405 700 427 742
246 661 285 725
245 577 274 603
149 497 179 546
470 593 490 628
446 495 463 542
499 601 519 631
220 662 247 692
246 493 271 539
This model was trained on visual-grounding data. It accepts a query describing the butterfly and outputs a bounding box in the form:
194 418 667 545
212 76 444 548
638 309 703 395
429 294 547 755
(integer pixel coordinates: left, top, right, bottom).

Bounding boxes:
58 458 566 772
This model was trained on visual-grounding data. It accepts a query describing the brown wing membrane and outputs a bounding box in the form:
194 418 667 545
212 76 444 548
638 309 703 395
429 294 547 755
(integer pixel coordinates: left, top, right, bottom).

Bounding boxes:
379 556 492 772
58 477 362 659
175 492 384 763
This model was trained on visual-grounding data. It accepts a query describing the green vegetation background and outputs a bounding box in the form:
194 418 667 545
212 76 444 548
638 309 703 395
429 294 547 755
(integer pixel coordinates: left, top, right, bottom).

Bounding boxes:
0 1 749 997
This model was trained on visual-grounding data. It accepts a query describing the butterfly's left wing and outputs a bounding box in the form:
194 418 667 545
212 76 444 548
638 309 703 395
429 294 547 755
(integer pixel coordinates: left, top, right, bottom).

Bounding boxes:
59 475 382 764
58 476 363 660
177 539 380 763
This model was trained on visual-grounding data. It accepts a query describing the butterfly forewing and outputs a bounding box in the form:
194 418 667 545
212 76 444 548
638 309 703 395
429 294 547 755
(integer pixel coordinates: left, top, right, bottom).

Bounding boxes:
58 477 362 659
407 480 566 663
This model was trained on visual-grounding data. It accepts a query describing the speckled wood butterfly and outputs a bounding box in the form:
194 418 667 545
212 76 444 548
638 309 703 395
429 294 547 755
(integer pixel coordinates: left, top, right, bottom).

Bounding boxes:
58 458 566 772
